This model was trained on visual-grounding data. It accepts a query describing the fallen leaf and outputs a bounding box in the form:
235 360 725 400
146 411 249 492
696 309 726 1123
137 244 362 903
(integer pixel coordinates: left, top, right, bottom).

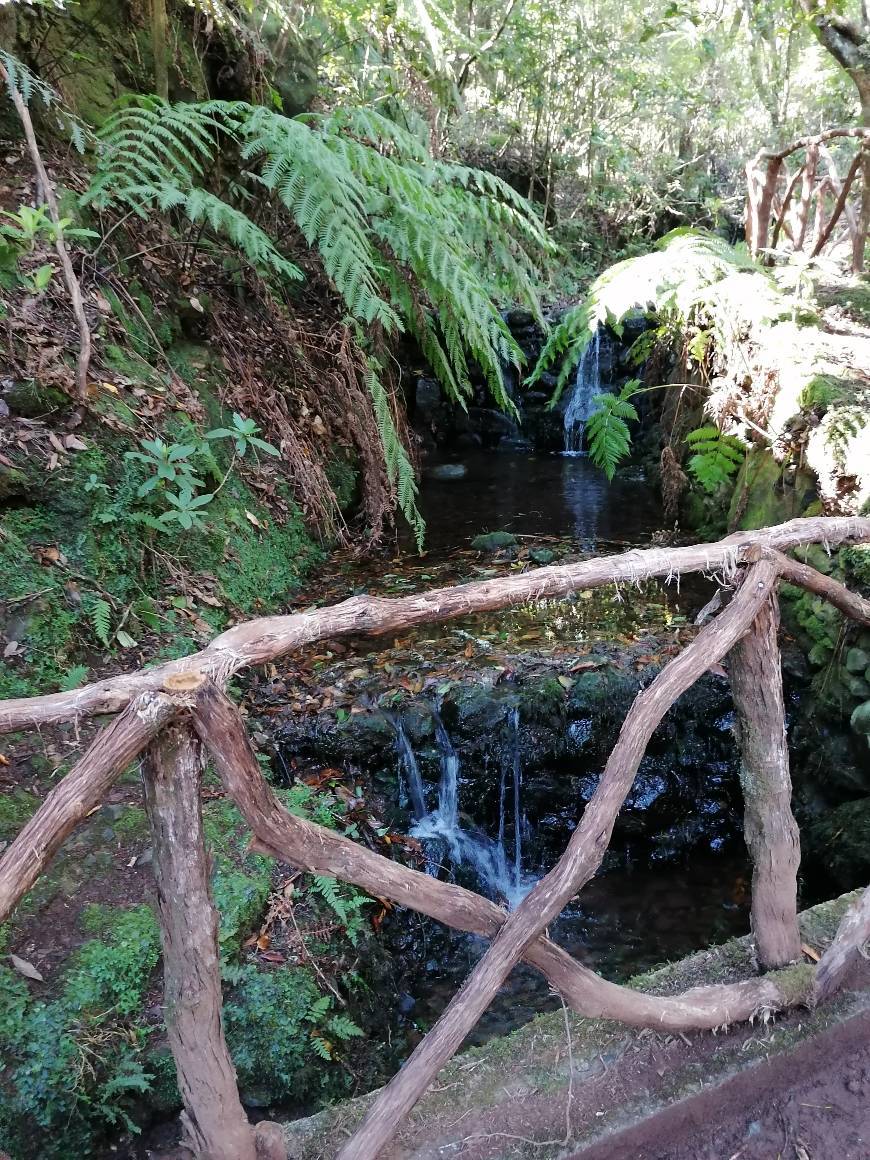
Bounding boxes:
63 434 88 451
245 510 263 529
10 954 43 982
3 641 19 658
801 943 820 963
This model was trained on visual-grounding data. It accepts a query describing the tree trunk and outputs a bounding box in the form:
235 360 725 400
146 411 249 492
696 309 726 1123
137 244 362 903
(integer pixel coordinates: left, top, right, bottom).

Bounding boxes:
151 0 170 100
856 87 870 271
143 722 257 1160
729 593 801 969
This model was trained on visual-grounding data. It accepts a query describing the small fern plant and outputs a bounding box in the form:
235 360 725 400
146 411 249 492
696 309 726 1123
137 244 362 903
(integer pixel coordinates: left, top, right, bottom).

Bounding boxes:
585 381 641 480
684 426 747 493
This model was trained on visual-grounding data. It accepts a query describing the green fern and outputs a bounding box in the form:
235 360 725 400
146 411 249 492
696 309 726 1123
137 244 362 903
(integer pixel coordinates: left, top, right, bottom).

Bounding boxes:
530 230 768 397
585 381 640 480
0 49 88 152
87 598 113 648
685 425 746 492
84 96 549 542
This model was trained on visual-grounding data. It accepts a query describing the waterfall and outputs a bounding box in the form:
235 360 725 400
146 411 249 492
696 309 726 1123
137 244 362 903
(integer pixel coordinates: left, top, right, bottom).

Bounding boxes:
393 717 427 821
405 706 532 908
432 709 459 832
563 329 602 455
507 707 524 893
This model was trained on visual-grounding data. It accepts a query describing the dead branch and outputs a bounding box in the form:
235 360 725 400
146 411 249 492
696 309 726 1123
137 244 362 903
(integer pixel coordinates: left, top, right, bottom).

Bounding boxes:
731 593 801 968
2 516 868 735
815 885 870 1001
143 721 263 1160
0 62 92 400
0 691 176 923
337 559 781 1160
190 678 811 1031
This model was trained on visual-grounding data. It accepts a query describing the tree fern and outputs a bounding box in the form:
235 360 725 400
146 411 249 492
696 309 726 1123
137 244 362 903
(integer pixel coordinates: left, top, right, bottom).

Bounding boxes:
529 229 768 397
585 382 640 480
685 425 746 492
84 95 549 541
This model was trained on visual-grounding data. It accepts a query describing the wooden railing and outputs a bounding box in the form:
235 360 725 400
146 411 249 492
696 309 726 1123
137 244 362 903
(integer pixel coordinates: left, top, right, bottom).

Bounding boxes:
2 516 870 1160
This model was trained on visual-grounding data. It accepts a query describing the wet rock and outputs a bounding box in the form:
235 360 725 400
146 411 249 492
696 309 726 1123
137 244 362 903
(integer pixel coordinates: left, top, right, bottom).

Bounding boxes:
427 463 468 481
471 531 517 551
851 699 870 738
846 647 869 674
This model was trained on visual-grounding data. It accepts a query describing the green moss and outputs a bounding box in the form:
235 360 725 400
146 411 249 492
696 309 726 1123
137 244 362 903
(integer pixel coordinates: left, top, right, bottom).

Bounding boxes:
111 805 150 841
3 380 69 418
0 789 39 841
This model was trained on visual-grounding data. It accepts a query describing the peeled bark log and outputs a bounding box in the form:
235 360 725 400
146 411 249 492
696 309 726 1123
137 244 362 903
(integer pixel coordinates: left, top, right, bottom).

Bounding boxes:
0 691 176 923
144 722 259 1160
337 560 780 1160
2 516 868 735
815 885 870 1001
730 593 801 969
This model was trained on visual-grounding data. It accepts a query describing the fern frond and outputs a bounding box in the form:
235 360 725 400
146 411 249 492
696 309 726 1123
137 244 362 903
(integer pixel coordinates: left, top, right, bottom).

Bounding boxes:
585 383 640 480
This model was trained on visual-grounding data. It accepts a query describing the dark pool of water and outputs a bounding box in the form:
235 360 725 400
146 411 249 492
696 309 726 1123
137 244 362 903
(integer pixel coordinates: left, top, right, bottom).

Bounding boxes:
414 452 663 551
390 847 751 1047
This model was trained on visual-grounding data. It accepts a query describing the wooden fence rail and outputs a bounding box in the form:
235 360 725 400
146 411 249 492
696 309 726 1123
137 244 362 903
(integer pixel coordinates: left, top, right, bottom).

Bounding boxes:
1 516 870 1160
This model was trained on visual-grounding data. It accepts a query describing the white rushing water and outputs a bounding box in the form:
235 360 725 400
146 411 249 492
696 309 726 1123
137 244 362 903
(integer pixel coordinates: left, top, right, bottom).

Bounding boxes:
401 707 534 909
563 328 602 455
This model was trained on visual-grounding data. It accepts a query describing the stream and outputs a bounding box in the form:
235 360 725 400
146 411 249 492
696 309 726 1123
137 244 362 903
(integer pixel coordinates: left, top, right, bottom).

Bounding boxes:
276 448 756 1049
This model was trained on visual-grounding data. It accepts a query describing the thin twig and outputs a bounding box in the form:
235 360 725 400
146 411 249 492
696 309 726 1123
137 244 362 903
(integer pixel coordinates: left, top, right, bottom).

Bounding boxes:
1 63 92 400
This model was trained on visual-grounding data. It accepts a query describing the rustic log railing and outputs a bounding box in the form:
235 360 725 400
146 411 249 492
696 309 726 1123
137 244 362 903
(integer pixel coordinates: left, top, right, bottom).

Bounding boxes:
745 127 870 272
2 516 870 1160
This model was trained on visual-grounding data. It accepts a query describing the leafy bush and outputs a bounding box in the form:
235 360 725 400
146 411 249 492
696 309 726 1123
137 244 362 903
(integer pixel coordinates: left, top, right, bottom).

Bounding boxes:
0 906 160 1159
222 964 362 1104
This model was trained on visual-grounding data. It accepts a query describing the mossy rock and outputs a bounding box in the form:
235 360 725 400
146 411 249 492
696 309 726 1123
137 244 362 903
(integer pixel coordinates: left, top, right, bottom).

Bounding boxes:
850 700 870 736
4 380 69 418
727 449 812 531
0 466 29 503
471 531 518 551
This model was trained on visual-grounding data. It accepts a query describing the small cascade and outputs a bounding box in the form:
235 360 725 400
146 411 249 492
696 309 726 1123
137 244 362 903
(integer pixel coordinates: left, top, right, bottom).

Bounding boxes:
393 717 427 821
563 328 602 455
405 706 533 908
507 706 524 893
432 709 459 832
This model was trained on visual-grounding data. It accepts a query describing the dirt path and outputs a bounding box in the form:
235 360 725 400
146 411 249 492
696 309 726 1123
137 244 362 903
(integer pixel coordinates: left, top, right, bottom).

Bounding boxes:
578 1004 870 1160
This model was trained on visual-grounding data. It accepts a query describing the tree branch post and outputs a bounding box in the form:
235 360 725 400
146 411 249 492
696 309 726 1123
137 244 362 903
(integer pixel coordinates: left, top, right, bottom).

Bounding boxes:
730 592 801 969
143 719 262 1160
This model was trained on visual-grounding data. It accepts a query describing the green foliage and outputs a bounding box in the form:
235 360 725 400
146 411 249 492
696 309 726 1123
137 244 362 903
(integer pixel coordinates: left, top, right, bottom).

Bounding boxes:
0 49 88 152
0 907 160 1158
86 595 113 648
685 425 747 493
206 412 280 458
84 95 549 538
309 875 370 945
0 789 39 841
222 964 362 1101
530 230 765 400
585 381 640 480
